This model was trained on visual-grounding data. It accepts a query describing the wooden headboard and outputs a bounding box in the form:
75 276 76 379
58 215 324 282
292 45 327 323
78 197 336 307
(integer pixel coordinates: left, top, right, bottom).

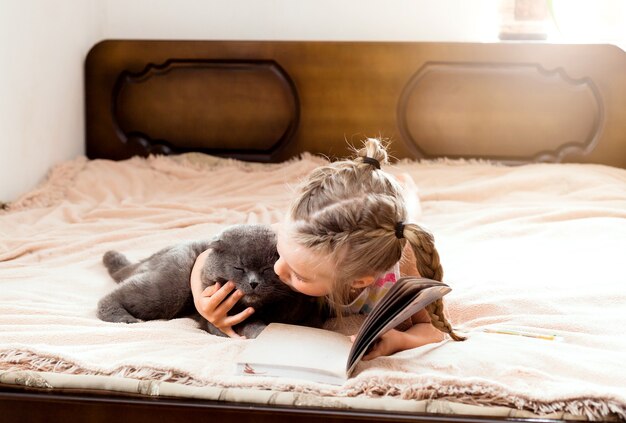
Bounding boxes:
85 40 626 168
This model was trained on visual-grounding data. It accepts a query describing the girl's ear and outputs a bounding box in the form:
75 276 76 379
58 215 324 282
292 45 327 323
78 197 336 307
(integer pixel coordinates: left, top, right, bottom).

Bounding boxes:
351 276 376 289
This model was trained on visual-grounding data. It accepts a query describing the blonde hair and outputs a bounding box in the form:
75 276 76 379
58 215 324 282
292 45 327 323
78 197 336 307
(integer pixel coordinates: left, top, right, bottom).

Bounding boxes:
288 138 465 341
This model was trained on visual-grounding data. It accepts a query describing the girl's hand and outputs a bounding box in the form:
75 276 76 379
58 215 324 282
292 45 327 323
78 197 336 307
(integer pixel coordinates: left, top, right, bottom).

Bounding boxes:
191 250 255 339
361 329 408 361
356 316 445 361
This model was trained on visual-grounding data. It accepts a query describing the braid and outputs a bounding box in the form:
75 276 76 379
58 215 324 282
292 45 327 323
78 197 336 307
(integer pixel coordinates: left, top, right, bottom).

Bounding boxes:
404 224 466 341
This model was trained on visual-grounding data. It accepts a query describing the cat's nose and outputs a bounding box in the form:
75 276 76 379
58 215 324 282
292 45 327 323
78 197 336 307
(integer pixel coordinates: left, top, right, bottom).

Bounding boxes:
249 281 259 290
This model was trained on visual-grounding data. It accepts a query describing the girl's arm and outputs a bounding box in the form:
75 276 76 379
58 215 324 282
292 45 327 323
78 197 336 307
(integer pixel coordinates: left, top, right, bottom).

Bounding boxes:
362 243 444 360
190 250 254 338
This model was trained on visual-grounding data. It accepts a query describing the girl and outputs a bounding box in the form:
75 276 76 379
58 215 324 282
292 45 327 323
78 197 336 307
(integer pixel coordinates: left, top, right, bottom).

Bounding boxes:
190 138 464 359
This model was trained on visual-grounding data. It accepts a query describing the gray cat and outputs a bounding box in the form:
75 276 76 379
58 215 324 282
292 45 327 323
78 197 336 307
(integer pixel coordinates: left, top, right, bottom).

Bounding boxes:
97 224 326 338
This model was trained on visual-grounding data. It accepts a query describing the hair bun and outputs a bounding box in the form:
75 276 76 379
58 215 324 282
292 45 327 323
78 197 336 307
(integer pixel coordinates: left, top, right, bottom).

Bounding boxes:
355 137 389 166
361 156 381 169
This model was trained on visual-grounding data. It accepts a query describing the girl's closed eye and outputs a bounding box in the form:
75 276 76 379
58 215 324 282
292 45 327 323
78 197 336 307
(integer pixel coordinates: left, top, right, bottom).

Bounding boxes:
293 272 307 283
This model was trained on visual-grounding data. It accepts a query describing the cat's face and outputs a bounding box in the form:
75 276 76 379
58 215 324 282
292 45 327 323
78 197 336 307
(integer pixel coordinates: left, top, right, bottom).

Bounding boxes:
202 225 294 309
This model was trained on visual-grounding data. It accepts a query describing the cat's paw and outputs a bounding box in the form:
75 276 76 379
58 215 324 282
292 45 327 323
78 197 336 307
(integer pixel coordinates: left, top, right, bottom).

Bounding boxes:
203 322 229 337
98 312 142 324
97 297 142 324
239 321 267 339
119 316 142 324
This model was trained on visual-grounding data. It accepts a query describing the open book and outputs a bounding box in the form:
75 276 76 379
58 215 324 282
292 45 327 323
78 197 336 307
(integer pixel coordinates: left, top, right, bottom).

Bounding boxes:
236 277 451 385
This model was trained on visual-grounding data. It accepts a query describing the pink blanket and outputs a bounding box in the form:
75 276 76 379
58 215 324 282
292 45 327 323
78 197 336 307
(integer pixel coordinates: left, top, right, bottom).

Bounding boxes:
1 153 625 420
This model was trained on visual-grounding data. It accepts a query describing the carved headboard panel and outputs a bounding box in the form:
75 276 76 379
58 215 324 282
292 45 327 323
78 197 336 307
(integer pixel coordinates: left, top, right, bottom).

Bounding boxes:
398 62 603 162
86 41 626 167
112 60 299 161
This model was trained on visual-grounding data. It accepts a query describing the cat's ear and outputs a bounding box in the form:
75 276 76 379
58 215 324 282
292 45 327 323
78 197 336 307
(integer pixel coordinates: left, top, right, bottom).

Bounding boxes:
208 239 223 253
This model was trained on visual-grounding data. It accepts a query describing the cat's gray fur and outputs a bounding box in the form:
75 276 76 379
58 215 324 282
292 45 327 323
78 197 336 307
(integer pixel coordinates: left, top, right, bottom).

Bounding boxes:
97 224 326 338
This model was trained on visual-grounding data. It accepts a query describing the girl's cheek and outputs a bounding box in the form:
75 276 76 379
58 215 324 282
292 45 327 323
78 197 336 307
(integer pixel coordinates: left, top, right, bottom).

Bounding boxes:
292 282 326 297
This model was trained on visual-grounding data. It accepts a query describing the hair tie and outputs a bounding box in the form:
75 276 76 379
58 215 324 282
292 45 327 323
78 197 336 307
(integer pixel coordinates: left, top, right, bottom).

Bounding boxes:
394 222 405 239
361 157 381 170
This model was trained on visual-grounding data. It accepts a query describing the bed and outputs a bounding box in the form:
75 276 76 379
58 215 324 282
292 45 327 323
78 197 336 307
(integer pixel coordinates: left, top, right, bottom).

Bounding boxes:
1 40 625 422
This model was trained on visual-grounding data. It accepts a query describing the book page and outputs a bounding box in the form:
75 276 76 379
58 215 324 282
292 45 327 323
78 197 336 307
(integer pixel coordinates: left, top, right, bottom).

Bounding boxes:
351 278 445 355
346 277 450 375
347 285 450 372
379 286 451 335
237 323 352 383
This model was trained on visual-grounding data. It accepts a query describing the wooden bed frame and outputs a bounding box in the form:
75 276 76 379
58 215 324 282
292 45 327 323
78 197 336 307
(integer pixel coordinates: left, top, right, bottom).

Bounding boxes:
84 40 626 167
1 40 625 423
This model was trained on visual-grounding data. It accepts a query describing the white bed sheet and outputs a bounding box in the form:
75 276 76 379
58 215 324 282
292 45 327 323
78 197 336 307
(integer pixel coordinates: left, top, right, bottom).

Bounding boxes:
1 153 625 421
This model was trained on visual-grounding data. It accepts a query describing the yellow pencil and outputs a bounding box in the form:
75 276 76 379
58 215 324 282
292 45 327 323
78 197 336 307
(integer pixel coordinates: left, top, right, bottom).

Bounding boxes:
482 328 562 341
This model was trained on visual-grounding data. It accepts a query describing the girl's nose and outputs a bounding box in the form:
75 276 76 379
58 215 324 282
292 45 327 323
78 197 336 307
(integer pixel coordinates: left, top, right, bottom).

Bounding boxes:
274 257 287 281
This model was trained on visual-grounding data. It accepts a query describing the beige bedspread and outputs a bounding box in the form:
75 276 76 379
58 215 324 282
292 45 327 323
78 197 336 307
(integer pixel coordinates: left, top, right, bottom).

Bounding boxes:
1 154 625 420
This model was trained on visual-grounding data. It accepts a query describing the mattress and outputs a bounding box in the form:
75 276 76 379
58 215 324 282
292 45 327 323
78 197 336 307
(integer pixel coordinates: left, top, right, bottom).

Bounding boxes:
1 153 625 421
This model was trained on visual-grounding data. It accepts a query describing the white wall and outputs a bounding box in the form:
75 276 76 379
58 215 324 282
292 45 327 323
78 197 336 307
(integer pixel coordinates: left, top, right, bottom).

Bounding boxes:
0 0 102 202
100 0 500 42
0 0 501 203
1 0 624 202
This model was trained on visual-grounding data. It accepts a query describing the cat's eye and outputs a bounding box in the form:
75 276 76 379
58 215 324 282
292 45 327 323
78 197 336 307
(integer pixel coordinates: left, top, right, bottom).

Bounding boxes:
262 267 275 276
233 267 245 273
